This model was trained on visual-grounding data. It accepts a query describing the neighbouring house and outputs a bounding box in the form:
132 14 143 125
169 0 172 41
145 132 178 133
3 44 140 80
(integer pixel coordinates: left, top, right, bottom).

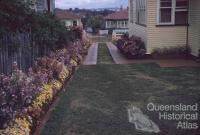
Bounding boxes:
129 0 200 57
55 10 82 27
105 10 129 34
24 0 55 13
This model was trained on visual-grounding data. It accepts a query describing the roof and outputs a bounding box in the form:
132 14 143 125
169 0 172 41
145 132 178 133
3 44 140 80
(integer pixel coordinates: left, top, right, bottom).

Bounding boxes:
55 10 81 20
104 10 128 20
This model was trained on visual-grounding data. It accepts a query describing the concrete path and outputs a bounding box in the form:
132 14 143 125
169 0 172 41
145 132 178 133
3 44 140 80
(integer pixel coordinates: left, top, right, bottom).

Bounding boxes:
157 59 200 67
83 43 98 65
106 42 200 67
106 42 155 65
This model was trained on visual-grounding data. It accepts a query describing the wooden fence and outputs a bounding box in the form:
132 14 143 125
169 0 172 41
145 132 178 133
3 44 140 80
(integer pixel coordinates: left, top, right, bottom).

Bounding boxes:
0 33 50 75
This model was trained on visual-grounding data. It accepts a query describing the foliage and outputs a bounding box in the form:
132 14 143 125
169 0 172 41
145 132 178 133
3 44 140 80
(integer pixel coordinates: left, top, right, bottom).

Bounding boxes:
152 46 190 59
0 1 92 133
71 26 83 40
86 15 105 33
116 34 146 59
0 0 73 50
30 12 73 50
0 0 31 33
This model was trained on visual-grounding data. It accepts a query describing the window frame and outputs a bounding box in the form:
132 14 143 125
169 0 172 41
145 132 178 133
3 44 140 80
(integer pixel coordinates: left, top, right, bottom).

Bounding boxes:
130 0 134 23
135 0 147 26
157 0 189 25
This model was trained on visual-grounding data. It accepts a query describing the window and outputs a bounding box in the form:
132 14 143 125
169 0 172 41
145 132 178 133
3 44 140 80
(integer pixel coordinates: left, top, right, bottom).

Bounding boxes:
73 21 77 26
158 0 188 25
125 21 128 28
117 21 120 28
130 0 134 23
136 0 146 25
159 0 173 24
111 21 117 28
175 0 189 25
121 21 124 28
106 21 112 28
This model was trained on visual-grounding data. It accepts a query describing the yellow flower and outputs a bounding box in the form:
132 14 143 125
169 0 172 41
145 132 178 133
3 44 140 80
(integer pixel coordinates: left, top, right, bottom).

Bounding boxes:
70 59 78 67
52 80 63 90
32 84 54 109
3 117 31 135
58 67 70 83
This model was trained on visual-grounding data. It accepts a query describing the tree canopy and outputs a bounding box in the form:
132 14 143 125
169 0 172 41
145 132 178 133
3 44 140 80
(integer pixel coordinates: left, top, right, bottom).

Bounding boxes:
86 15 105 33
0 0 73 50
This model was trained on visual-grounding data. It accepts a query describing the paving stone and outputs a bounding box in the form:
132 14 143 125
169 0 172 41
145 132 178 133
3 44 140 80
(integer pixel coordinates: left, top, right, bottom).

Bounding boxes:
106 42 200 67
106 42 156 64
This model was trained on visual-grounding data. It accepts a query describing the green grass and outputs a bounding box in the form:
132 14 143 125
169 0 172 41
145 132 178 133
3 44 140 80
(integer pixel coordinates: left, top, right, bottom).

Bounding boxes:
41 63 200 135
97 43 114 64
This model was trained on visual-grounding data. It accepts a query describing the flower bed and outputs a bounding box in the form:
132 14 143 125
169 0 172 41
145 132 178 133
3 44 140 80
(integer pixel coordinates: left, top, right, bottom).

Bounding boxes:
116 34 146 59
0 38 91 135
151 46 191 59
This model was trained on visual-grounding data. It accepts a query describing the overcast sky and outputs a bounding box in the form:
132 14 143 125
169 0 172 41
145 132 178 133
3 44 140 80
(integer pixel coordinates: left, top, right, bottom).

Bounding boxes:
55 0 128 9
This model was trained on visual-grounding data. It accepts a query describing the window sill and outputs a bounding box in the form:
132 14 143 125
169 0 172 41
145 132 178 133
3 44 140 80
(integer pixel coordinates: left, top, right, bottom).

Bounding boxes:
135 23 147 27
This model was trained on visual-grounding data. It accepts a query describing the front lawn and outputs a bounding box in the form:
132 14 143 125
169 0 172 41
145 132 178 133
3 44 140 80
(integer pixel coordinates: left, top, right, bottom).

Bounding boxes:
41 63 200 135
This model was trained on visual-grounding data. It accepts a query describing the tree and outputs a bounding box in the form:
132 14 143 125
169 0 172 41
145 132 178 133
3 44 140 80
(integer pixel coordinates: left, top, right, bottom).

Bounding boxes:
86 15 105 34
0 0 32 33
0 0 73 50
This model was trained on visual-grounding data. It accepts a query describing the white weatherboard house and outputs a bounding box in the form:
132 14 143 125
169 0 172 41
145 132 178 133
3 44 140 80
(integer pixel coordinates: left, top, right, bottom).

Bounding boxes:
55 10 82 27
105 10 129 33
129 0 200 57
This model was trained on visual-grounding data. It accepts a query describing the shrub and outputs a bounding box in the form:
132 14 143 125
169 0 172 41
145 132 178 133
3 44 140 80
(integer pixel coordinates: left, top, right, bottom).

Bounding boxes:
152 46 190 59
27 12 73 50
116 34 146 59
71 26 83 40
86 15 105 34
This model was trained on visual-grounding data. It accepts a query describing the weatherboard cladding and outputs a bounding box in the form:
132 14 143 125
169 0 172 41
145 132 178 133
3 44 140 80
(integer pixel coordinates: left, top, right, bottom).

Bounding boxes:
129 0 188 54
128 0 147 50
146 0 187 54
189 0 200 56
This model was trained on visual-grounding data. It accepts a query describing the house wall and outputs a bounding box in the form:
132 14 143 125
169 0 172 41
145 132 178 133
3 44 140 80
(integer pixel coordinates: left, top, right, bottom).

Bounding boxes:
129 24 147 46
50 0 55 12
36 0 45 12
63 19 82 27
24 0 37 10
128 0 147 47
106 20 128 29
189 0 200 57
36 0 55 12
146 0 187 54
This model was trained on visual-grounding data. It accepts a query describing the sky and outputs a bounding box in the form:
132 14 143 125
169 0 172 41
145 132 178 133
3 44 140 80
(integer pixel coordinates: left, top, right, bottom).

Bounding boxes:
55 0 128 9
